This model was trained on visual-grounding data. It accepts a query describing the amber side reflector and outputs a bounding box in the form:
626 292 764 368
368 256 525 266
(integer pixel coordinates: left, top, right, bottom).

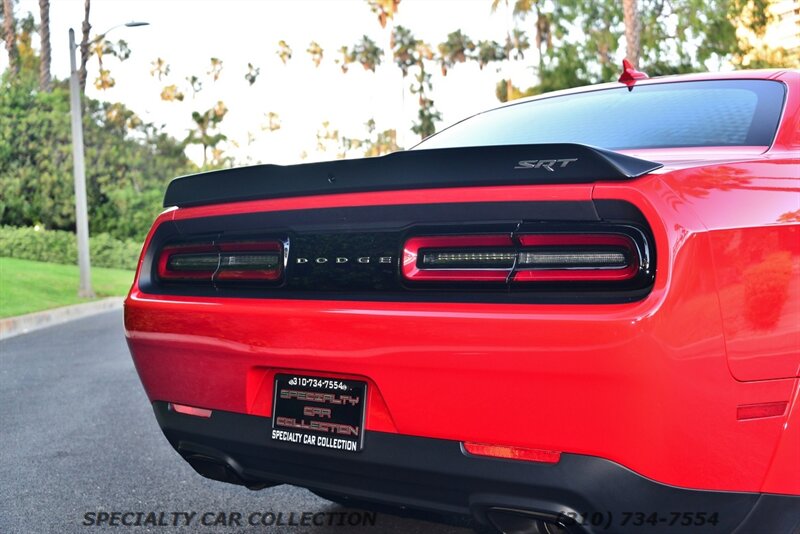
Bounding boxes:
463 442 561 464
737 401 787 420
169 403 212 418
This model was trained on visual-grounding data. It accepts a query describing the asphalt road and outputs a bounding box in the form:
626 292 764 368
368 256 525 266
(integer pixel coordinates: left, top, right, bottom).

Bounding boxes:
0 310 473 534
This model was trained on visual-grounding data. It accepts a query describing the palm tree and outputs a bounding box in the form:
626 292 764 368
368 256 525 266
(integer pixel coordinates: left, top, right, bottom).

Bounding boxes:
490 0 537 98
506 28 530 61
262 112 280 132
391 25 418 76
336 45 353 73
208 57 222 81
149 57 169 80
160 84 184 102
366 0 400 28
410 67 440 139
244 62 259 85
2 0 17 77
86 36 130 91
306 41 323 67
352 35 383 72
437 30 474 76
475 39 506 70
186 101 228 167
276 40 292 64
390 25 437 141
186 75 202 98
38 0 51 90
623 0 640 67
338 36 383 73
78 0 91 92
366 1 402 147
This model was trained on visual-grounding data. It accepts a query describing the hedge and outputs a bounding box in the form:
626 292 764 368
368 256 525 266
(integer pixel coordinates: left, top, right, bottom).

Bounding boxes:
0 226 141 270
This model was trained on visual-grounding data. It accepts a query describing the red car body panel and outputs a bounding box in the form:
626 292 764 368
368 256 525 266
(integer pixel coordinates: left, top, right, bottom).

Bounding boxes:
125 70 800 516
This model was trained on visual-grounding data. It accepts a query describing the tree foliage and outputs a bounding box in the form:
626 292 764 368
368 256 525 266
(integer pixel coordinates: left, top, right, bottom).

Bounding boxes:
0 71 193 241
2 0 795 247
495 0 791 100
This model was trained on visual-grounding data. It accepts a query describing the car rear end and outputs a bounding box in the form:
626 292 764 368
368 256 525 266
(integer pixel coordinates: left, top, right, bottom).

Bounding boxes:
125 70 800 533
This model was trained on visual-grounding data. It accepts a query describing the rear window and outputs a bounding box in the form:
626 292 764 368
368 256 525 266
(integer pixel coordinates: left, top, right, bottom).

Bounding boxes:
417 80 785 150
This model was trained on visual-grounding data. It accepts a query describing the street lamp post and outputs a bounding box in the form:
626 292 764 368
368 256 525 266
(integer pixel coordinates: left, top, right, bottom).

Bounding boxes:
68 22 148 298
67 27 93 298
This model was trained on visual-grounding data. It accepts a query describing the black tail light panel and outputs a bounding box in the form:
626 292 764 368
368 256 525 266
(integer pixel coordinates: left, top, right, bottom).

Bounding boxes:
141 200 656 304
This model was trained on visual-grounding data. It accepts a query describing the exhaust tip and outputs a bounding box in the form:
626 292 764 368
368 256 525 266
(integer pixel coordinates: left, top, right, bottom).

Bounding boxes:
183 453 277 490
486 508 571 534
184 454 245 485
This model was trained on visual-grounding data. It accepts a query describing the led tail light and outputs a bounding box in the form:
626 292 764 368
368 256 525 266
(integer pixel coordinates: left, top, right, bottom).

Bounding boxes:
158 240 284 282
513 234 638 282
403 233 642 283
216 242 283 281
423 251 517 267
157 243 220 281
404 235 516 282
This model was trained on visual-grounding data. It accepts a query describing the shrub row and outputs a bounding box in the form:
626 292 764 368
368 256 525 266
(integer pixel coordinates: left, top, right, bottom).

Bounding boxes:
0 226 141 270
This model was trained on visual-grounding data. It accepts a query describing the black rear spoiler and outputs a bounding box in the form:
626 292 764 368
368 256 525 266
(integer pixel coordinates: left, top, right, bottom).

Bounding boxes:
163 143 662 208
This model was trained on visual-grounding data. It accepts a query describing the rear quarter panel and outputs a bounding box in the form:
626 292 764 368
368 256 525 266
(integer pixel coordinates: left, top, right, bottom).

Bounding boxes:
651 71 800 494
655 72 799 382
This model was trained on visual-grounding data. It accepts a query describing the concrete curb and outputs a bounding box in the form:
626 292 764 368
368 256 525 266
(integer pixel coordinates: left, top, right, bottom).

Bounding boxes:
0 297 124 341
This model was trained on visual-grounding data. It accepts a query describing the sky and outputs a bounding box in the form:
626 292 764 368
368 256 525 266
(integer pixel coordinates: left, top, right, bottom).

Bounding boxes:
7 0 544 166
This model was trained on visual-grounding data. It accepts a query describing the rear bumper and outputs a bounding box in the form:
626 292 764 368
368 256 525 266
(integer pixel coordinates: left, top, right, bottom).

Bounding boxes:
126 285 798 494
153 402 800 534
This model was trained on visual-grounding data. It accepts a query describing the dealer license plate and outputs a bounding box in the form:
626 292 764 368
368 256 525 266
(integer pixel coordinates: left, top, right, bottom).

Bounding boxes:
271 374 367 453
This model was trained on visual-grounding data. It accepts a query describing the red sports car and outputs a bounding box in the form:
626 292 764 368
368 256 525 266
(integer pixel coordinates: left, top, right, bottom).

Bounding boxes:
125 68 800 534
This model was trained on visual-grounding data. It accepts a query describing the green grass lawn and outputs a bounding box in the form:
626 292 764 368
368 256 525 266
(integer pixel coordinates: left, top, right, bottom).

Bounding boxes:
0 257 134 318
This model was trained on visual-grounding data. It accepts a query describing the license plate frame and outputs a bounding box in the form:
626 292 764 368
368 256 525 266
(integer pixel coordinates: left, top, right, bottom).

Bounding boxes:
271 374 367 453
